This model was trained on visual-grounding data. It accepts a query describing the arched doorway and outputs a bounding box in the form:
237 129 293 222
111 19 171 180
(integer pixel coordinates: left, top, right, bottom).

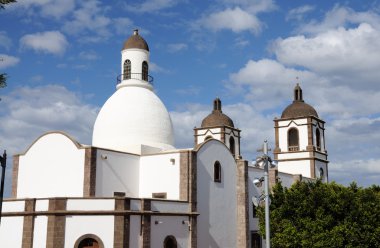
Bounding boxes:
164 235 178 248
74 234 104 248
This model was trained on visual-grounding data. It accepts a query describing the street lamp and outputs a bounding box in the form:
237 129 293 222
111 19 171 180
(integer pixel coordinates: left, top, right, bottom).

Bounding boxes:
0 150 7 225
253 140 276 248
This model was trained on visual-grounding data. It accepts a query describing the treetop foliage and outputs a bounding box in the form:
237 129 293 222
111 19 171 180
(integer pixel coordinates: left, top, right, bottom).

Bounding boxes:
258 180 380 248
0 0 16 9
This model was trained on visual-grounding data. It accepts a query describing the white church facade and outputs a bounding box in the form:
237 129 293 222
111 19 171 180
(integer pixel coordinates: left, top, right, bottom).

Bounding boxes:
0 30 328 248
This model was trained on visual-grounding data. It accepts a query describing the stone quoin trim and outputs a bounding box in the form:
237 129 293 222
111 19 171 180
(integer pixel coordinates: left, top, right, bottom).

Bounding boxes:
22 199 36 248
141 199 151 248
12 155 20 197
46 198 67 248
83 147 97 197
113 198 130 248
236 159 249 247
179 151 190 201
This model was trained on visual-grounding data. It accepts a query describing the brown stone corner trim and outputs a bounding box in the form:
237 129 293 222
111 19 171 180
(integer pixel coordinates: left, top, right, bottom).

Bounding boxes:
22 199 36 248
236 159 249 248
84 148 97 197
113 199 130 248
46 199 67 248
12 155 20 198
179 151 190 201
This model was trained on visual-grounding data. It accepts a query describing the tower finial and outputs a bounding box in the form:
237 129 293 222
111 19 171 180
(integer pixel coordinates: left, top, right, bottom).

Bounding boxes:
294 83 303 102
133 29 139 35
213 98 222 112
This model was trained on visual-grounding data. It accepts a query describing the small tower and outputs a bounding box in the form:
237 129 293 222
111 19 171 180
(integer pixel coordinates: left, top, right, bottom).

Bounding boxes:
195 98 241 159
274 84 328 181
118 29 152 90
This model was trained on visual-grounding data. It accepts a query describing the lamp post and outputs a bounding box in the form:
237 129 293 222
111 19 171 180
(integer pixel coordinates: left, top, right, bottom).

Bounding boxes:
0 150 7 225
253 140 276 248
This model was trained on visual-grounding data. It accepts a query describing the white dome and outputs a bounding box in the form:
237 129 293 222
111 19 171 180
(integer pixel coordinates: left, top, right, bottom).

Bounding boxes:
92 85 174 153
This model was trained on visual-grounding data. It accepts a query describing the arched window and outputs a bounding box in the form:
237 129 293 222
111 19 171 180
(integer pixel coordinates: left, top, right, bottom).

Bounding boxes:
123 60 131 80
319 167 324 179
316 128 321 151
288 128 299 151
74 234 104 248
229 136 235 155
164 235 178 248
142 61 148 81
214 161 221 182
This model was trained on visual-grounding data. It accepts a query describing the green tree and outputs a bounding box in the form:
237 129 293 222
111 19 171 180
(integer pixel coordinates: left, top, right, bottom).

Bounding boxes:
0 0 16 9
257 180 380 248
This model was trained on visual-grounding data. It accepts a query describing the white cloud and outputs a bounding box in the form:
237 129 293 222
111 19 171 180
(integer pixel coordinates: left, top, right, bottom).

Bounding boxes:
0 85 98 196
167 43 188 52
272 23 380 89
20 31 68 55
62 0 111 42
14 0 75 19
0 32 12 50
0 85 98 154
0 54 20 69
150 62 169 73
286 5 315 21
197 7 262 34
79 51 100 60
219 0 276 14
298 5 380 34
228 59 317 110
125 0 181 13
170 101 274 160
330 159 380 186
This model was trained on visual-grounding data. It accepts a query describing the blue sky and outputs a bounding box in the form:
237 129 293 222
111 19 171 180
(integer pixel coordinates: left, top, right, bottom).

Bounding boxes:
1 0 380 193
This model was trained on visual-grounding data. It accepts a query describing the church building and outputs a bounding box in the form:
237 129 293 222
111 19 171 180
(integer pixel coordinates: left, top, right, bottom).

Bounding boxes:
0 30 328 248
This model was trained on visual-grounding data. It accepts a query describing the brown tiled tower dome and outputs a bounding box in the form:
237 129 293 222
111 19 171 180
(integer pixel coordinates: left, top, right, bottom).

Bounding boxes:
281 83 318 118
201 98 234 127
122 29 149 51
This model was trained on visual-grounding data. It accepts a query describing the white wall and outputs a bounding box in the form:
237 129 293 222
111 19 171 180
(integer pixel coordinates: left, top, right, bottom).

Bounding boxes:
33 216 48 248
129 215 141 247
196 140 237 247
150 216 189 248
278 119 308 152
67 199 115 211
278 160 311 178
96 149 140 197
0 217 24 247
17 132 85 198
196 128 222 144
64 216 114 248
139 152 180 199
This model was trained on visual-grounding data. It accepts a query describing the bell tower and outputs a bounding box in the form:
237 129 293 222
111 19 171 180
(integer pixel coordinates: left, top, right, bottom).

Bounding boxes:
274 84 328 181
194 98 241 159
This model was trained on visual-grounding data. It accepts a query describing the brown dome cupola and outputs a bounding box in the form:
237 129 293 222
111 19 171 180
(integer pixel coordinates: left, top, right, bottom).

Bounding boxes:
281 84 318 119
201 98 234 128
122 29 149 51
